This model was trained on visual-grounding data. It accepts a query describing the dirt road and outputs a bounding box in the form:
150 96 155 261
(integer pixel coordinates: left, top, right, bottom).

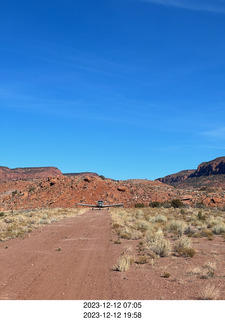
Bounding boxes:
2 209 225 300
0 210 122 300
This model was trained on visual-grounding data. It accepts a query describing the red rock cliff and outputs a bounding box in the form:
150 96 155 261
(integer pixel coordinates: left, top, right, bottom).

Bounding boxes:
189 157 225 177
0 166 62 181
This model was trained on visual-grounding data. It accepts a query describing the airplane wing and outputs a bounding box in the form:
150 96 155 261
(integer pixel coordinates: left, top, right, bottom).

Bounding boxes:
77 203 97 207
102 203 123 207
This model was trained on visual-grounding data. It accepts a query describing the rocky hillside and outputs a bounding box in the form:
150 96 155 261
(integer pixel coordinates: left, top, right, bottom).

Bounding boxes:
0 166 62 181
157 157 225 189
157 170 195 185
1 158 225 211
63 172 100 177
190 157 225 177
0 174 225 211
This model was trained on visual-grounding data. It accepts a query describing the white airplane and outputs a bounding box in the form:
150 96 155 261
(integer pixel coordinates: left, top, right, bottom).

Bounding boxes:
77 200 123 210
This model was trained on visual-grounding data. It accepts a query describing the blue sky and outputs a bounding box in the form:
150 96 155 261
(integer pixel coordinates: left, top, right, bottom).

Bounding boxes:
0 0 225 180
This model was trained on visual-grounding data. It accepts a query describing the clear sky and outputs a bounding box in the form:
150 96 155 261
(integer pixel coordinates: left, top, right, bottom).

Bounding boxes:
0 0 225 180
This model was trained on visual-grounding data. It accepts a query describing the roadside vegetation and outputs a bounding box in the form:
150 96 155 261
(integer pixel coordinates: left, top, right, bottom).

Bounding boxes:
110 205 225 299
0 207 86 241
111 206 225 252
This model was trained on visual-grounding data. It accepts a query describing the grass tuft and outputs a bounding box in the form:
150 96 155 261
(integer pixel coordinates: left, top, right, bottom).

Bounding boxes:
147 229 171 257
113 254 134 272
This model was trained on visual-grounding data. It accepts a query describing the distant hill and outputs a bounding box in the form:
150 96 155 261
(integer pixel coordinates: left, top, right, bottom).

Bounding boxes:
157 170 195 185
0 166 62 181
157 157 225 189
63 172 100 178
189 157 225 177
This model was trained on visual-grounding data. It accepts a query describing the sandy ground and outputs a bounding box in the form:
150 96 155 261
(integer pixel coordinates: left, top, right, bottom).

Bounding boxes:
0 209 225 300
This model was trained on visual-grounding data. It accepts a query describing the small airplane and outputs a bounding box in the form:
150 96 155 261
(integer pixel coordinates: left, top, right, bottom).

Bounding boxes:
77 200 123 210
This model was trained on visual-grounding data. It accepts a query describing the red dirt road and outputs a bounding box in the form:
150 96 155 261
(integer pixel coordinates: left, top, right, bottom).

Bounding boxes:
0 210 119 300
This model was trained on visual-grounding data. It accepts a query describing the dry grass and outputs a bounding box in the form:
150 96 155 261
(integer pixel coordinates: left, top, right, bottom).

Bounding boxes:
120 227 142 240
175 236 196 257
149 215 167 223
0 207 86 241
166 220 188 237
213 223 225 235
146 229 171 257
176 236 192 250
113 254 134 272
135 255 149 264
178 247 196 258
162 272 171 278
110 206 225 264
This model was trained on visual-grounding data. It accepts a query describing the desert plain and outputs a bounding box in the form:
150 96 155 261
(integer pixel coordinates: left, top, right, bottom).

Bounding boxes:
0 157 225 300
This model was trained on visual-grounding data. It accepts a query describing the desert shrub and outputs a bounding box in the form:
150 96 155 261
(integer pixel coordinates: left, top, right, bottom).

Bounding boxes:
136 220 152 232
135 209 144 220
162 272 171 278
201 228 213 238
162 201 172 208
180 208 186 215
198 285 220 300
0 212 5 217
0 208 86 241
213 223 225 235
176 236 192 251
113 254 133 272
145 226 157 241
195 202 206 209
197 211 206 221
112 223 121 229
120 227 142 240
146 229 171 257
120 231 131 240
149 201 162 208
178 247 196 258
185 225 195 236
99 175 105 180
135 255 149 264
129 229 143 240
39 218 51 224
138 241 145 252
176 237 196 257
12 190 18 197
171 199 184 208
167 220 188 237
150 215 167 223
135 203 145 208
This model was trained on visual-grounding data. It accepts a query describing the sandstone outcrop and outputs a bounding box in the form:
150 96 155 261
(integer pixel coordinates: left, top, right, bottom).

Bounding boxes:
189 157 225 177
0 166 62 181
157 170 195 185
157 157 225 189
